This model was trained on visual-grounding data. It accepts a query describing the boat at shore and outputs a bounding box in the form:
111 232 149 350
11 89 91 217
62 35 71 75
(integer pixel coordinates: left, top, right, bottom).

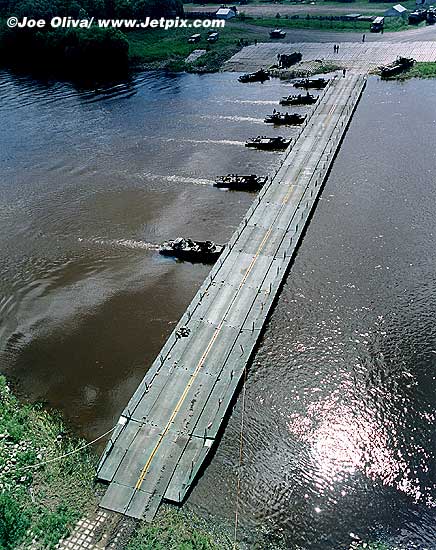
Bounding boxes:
159 238 223 263
245 136 291 150
214 174 268 191
294 78 328 89
280 92 317 106
238 69 270 83
264 112 306 125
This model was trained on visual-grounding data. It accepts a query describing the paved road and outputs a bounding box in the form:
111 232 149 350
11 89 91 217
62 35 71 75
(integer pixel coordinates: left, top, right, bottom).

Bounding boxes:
234 21 436 43
224 40 436 72
185 3 387 15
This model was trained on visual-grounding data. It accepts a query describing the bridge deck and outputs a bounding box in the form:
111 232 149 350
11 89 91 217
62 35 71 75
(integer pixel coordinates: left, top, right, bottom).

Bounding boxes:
97 74 367 521
224 41 436 73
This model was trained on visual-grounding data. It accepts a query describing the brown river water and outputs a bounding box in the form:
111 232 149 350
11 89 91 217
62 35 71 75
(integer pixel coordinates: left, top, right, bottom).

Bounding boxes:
0 70 435 549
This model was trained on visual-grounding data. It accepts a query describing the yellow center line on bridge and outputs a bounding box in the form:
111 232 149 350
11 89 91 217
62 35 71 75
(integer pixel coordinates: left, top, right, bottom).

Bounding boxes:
134 81 346 492
134 184 295 492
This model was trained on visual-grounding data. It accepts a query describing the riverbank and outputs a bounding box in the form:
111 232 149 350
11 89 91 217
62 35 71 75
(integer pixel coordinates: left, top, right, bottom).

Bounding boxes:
0 20 264 76
124 14 422 72
0 375 97 549
127 506 233 550
127 22 266 72
384 61 436 79
0 12 427 80
0 376 397 549
0 376 232 549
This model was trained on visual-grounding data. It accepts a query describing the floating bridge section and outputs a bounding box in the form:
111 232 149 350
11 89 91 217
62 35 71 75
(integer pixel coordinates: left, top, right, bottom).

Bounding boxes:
97 74 367 521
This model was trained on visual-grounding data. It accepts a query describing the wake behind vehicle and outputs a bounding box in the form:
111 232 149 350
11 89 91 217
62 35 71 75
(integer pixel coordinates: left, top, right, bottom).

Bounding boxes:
238 69 270 83
245 136 291 150
280 92 317 106
159 238 223 263
214 174 268 191
379 57 415 78
264 112 306 125
294 78 328 89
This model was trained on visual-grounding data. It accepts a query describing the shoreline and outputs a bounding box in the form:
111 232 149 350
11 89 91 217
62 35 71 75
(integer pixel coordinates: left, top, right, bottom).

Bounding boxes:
1 13 433 82
0 374 235 549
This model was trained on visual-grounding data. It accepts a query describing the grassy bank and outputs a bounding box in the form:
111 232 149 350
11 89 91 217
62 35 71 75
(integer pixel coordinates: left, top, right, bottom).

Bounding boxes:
0 375 97 549
0 374 402 549
383 61 436 80
352 543 390 550
127 506 232 550
127 21 266 71
0 376 235 549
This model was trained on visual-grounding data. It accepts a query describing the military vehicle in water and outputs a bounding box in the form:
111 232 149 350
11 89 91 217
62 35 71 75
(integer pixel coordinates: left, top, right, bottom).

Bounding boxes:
264 112 306 125
238 69 270 83
379 57 415 78
159 238 223 263
245 136 291 150
214 174 268 191
280 92 317 106
294 77 328 89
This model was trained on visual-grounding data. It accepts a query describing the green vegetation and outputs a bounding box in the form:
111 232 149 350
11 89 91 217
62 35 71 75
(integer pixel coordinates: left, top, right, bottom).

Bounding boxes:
0 0 427 77
0 24 129 76
351 542 391 550
127 506 232 550
0 375 97 549
2 0 183 20
247 14 409 32
384 61 436 80
128 21 266 71
0 376 233 549
0 0 183 75
187 0 416 9
313 0 416 9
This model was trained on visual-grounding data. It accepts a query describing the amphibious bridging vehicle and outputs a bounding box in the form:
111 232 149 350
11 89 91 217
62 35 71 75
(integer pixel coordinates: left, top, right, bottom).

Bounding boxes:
159 238 223 263
278 52 303 68
379 57 415 78
214 174 268 191
238 69 270 83
264 112 306 125
280 92 317 106
245 136 291 150
294 78 328 89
